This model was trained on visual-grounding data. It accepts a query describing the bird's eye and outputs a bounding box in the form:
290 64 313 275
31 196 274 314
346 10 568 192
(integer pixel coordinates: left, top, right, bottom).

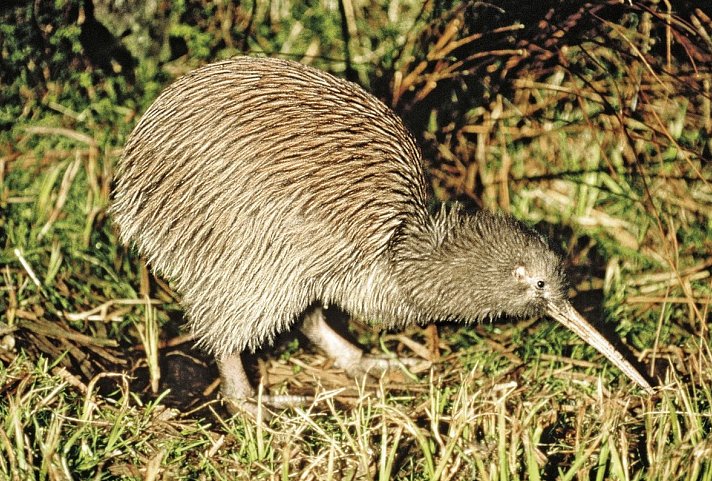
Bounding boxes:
536 280 546 289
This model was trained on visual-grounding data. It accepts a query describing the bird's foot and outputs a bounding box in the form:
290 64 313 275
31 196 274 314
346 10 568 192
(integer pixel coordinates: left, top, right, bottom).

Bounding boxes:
222 391 313 419
219 352 313 418
339 353 423 380
301 306 427 381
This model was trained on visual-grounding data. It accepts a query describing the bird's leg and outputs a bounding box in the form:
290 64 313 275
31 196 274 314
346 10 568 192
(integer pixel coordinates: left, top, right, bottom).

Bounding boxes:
300 305 413 378
218 352 310 416
218 352 264 416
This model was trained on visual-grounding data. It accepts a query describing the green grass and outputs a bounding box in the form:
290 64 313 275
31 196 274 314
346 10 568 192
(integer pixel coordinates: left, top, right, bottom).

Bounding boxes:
1 0 711 479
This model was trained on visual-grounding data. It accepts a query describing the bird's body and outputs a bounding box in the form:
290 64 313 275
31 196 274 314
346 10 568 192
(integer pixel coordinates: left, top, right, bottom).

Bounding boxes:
111 56 651 406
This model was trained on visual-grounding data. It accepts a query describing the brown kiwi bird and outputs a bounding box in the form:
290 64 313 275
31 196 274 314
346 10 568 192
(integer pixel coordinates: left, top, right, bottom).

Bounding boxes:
111 56 653 409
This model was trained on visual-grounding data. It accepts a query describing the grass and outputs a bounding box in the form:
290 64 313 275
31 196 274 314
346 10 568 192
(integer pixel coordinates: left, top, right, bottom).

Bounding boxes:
1 0 711 479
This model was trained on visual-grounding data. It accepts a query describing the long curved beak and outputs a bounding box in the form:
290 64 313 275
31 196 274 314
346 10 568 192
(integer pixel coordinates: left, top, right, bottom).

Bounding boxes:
546 300 654 394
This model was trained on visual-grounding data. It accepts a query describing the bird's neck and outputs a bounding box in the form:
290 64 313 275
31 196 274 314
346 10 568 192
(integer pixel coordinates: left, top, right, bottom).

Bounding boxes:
390 208 505 324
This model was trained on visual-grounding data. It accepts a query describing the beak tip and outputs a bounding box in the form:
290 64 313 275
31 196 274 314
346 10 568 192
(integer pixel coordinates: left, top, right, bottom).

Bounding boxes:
544 298 654 394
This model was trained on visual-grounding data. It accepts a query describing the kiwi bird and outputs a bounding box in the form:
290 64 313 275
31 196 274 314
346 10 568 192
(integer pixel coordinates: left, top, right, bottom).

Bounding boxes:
111 56 653 408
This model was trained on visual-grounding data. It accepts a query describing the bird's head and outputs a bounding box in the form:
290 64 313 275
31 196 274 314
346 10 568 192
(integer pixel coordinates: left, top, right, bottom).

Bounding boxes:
428 210 570 322
402 208 654 393
494 235 569 320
